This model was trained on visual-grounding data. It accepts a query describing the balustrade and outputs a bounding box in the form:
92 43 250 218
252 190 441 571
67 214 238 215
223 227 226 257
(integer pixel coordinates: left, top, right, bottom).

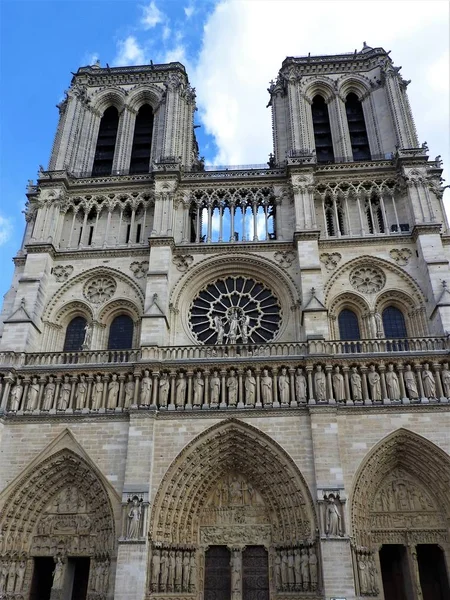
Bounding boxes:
2 359 450 415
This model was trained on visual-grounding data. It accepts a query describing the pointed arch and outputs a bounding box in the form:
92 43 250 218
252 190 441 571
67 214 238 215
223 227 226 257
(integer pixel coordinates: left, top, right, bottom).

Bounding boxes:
150 419 318 545
350 428 450 548
0 429 120 556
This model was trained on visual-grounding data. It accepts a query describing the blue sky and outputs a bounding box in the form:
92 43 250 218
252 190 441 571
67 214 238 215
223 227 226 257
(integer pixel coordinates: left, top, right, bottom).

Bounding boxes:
0 0 449 304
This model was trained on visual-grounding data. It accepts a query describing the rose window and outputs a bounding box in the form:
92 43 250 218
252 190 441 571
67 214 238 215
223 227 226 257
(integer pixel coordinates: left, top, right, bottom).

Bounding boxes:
349 266 386 294
83 276 117 304
189 276 282 345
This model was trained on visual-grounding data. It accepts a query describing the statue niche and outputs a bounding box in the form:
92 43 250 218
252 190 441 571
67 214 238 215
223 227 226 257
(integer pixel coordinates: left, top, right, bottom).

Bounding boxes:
370 468 442 534
200 473 271 546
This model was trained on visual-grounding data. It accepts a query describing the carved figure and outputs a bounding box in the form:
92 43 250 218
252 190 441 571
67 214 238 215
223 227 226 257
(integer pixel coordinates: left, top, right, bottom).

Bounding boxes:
227 369 238 405
309 548 318 589
168 550 175 591
42 377 56 410
182 552 190 592
230 550 241 598
91 375 104 410
278 367 290 404
295 367 307 403
26 377 40 411
124 374 135 408
75 375 88 410
140 370 152 406
325 495 341 536
107 374 119 409
404 365 418 399
261 369 273 405
240 314 250 343
294 549 301 587
159 373 170 407
0 562 7 593
314 366 326 402
368 555 378 594
175 550 183 591
193 371 205 406
176 373 186 407
386 364 400 400
214 315 225 345
442 363 450 397
58 376 71 410
368 365 381 401
15 560 26 592
274 551 282 590
281 550 288 587
374 312 384 338
358 556 369 594
210 370 220 404
151 549 161 591
9 379 23 411
332 366 345 402
52 556 65 589
6 561 16 593
127 496 141 539
350 367 362 401
300 549 309 589
189 553 197 592
227 309 239 344
160 550 169 591
244 369 256 405
287 549 295 588
422 363 436 398
82 322 93 350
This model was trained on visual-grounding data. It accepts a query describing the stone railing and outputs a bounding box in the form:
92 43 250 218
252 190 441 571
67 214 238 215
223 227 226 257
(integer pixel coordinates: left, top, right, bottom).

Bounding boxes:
0 336 447 370
1 356 450 415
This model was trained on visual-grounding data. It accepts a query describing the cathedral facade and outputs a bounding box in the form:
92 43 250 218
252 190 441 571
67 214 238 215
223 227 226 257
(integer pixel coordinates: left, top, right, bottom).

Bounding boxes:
0 45 449 600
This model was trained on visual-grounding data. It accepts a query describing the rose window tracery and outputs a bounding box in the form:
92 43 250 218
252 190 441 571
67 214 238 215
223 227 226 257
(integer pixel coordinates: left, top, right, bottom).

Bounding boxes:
83 276 117 304
189 276 282 345
349 266 385 294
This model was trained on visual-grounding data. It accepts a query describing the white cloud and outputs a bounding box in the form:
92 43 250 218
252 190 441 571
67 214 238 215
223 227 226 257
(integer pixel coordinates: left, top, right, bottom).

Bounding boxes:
141 1 164 29
0 215 13 246
192 0 450 171
163 45 189 66
113 36 147 66
162 25 171 41
184 4 195 19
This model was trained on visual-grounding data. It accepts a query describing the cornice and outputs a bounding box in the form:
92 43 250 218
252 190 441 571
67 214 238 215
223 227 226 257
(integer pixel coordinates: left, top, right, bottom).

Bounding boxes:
294 230 321 242
181 169 286 182
25 243 57 257
411 224 442 240
318 233 412 249
46 246 149 261
175 240 294 254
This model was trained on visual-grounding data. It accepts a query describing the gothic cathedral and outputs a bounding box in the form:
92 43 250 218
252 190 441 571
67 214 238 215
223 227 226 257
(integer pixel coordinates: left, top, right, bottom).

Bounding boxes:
0 45 449 600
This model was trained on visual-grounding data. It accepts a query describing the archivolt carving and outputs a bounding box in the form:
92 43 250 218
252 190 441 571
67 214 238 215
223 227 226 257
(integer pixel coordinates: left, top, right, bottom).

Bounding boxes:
350 429 450 548
150 419 317 545
336 74 373 100
301 76 336 103
349 266 386 294
0 448 116 556
53 300 94 327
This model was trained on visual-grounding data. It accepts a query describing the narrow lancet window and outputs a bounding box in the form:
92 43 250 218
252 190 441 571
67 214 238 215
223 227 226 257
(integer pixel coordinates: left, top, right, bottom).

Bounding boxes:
108 315 134 350
312 95 335 163
345 93 371 161
92 106 119 176
129 104 154 174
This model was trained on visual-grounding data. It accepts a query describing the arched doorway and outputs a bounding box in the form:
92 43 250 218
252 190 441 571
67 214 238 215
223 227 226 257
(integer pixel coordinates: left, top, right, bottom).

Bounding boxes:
149 419 322 599
0 449 117 600
350 429 450 599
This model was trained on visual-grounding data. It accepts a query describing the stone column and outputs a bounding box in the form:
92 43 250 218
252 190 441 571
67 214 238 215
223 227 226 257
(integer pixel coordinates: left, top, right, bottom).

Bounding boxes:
325 366 335 404
306 366 315 404
360 366 371 405
343 366 352 405
379 365 388 403
289 368 297 407
397 364 408 403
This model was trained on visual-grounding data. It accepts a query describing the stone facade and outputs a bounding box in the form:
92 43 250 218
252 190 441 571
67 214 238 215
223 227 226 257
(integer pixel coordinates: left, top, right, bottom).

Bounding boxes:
0 46 449 600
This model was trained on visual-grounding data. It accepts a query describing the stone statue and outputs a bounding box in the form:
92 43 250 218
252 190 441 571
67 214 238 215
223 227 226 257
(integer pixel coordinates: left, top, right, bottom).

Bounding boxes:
210 370 221 405
127 496 141 539
176 373 187 407
325 495 342 536
193 371 205 406
52 556 65 589
151 549 161 591
26 377 40 411
368 365 381 401
422 363 436 398
75 375 88 410
15 560 26 592
168 550 176 591
278 367 290 404
182 552 190 592
300 548 309 589
332 366 345 402
82 322 93 350
124 374 135 408
350 367 362 401
404 365 418 399
9 379 23 411
0 561 7 593
358 556 369 594
140 370 152 406
227 309 239 344
386 364 400 400
261 369 273 405
160 550 169 591
294 549 301 587
91 375 104 410
159 373 170 407
6 561 16 593
309 548 318 590
295 367 307 403
280 550 288 588
287 549 295 589
189 553 197 592
314 366 326 402
240 314 250 343
107 374 119 409
214 315 225 345
175 551 183 591
58 376 71 410
374 312 384 338
244 369 256 405
274 551 282 590
227 369 238 405
441 363 450 397
368 555 379 594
